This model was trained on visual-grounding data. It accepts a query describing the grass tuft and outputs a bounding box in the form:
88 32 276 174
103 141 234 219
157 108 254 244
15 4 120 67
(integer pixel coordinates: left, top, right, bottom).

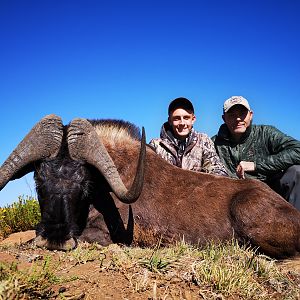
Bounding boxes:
0 256 59 299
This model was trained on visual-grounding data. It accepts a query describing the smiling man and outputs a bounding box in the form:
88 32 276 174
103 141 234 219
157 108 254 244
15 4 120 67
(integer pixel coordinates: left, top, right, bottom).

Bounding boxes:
149 97 228 176
213 95 300 210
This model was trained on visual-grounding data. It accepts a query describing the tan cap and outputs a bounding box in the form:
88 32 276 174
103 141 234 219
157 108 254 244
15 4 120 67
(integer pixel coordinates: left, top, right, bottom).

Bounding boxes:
223 96 251 113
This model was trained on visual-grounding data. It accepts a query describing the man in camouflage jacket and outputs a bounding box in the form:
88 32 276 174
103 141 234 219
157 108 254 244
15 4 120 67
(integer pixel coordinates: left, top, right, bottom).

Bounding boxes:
213 96 300 210
149 97 228 176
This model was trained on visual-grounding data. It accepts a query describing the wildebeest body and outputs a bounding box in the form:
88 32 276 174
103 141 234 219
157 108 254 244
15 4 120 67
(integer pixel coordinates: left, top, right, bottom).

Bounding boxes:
80 131 300 258
0 115 300 258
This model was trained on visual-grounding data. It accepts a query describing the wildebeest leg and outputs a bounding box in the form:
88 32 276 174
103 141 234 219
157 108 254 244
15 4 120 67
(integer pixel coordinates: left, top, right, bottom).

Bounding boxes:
95 192 134 245
230 188 300 258
81 192 133 245
0 114 63 190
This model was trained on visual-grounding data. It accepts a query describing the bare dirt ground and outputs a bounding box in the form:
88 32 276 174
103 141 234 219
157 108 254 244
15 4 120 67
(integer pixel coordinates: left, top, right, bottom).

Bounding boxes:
0 231 202 299
1 231 300 299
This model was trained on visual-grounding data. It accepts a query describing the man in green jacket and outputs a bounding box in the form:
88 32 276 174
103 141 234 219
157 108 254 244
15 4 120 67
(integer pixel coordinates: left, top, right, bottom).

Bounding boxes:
213 95 300 210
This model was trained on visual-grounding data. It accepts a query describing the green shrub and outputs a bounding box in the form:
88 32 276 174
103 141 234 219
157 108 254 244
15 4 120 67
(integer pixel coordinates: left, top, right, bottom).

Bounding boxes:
0 196 41 238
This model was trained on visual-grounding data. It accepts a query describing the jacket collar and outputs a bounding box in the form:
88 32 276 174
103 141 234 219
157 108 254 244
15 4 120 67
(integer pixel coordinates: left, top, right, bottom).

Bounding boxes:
160 122 196 148
217 123 252 144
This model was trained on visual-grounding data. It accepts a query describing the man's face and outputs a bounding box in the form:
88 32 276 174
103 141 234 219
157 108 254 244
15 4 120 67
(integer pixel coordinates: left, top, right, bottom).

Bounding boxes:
168 108 196 140
223 105 253 137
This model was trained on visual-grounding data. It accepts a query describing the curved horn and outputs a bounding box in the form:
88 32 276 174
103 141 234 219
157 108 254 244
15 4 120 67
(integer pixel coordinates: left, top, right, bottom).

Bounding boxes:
0 114 63 191
67 118 146 204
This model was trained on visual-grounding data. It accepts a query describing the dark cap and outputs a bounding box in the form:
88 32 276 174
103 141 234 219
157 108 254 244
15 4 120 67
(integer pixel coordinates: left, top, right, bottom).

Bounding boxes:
168 97 194 115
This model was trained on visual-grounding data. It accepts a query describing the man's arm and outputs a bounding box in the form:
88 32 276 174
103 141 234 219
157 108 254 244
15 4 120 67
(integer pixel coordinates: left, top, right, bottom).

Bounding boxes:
202 136 229 176
236 161 255 179
237 126 300 179
255 126 300 174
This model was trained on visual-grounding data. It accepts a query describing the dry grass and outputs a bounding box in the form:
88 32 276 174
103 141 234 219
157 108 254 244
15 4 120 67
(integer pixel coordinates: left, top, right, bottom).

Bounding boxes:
0 199 299 299
0 239 299 299
0 256 58 299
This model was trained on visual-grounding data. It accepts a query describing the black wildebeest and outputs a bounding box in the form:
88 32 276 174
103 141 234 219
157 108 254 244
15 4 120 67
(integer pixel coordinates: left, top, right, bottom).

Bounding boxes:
1 114 300 258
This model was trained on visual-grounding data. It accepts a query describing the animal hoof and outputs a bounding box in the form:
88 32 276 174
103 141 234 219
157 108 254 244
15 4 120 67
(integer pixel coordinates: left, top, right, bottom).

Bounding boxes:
34 235 77 251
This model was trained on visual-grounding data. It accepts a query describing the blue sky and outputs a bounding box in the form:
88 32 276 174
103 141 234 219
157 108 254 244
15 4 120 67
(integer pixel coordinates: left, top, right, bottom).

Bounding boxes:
0 0 299 206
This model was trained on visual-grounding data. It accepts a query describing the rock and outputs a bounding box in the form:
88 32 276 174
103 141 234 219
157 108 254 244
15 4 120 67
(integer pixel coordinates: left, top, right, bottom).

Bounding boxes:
0 230 36 246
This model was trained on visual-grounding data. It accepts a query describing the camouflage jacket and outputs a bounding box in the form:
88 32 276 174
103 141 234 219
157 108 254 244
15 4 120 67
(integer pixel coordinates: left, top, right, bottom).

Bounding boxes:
149 123 228 176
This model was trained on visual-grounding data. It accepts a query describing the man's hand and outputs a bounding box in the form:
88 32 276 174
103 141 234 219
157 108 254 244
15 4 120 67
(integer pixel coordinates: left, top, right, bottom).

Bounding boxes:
236 161 255 179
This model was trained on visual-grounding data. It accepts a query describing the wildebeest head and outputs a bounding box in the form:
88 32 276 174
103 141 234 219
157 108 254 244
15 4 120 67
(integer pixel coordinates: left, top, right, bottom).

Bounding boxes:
0 115 146 250
34 133 93 250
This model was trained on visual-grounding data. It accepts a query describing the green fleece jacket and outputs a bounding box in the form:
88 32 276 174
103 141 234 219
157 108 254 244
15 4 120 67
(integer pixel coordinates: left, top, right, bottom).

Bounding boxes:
212 124 300 181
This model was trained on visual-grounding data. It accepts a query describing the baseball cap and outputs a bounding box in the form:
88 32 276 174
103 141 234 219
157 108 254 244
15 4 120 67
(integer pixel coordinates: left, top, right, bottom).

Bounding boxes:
223 96 251 113
168 97 194 115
